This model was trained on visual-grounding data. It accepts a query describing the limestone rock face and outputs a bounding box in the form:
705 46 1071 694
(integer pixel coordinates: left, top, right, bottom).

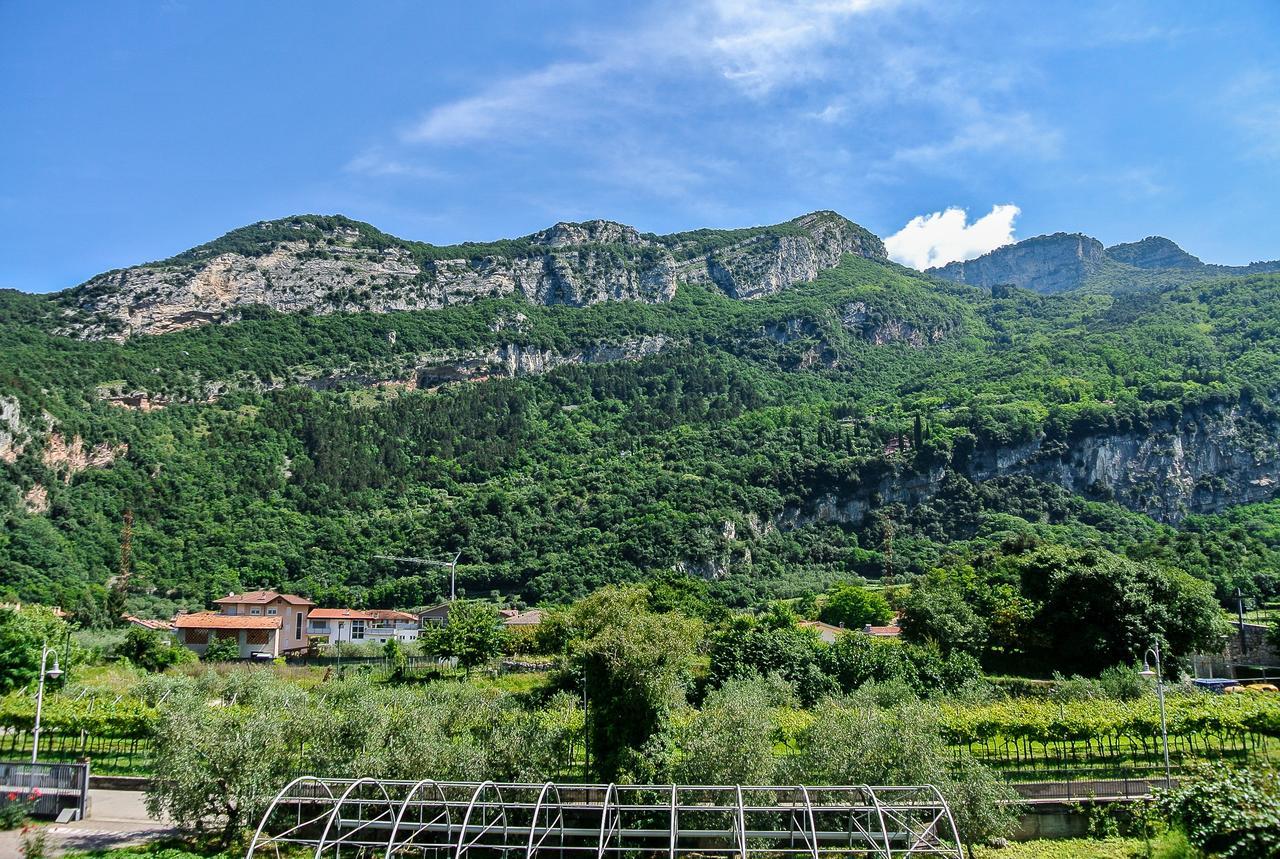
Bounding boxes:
0 395 23 463
929 233 1106 294
772 403 1280 531
1106 236 1203 270
678 211 885 300
58 211 883 339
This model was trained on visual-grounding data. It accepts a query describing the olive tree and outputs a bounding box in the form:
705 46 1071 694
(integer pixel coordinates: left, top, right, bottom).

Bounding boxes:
146 673 304 847
676 678 785 785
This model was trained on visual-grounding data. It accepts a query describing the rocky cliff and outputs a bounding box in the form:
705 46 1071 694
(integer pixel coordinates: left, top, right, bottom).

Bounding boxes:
928 233 1107 294
767 403 1280 532
56 211 884 340
1105 236 1203 270
930 231 1280 295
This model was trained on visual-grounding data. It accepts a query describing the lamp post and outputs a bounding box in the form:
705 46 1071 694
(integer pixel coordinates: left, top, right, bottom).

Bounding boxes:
31 641 64 764
336 621 344 678
1140 643 1172 788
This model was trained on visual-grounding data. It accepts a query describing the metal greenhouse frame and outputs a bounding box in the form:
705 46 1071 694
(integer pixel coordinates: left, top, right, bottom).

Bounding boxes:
246 779 963 858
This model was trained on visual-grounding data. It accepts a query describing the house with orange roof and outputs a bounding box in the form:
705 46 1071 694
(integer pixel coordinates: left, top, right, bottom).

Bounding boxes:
213 589 315 652
173 611 285 659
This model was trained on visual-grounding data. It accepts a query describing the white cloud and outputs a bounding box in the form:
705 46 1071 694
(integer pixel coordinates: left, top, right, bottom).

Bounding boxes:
889 111 1061 168
885 204 1020 270
403 62 601 145
344 149 446 180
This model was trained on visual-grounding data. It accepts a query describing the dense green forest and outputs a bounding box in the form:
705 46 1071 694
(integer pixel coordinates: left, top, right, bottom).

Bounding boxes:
3 241 1280 623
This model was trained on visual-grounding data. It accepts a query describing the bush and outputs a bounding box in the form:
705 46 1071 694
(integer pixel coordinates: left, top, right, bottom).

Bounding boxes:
1159 763 1280 858
201 637 240 662
115 627 196 673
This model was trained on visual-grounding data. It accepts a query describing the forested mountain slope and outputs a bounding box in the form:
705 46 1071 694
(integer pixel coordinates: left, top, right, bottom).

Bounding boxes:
2 211 1280 619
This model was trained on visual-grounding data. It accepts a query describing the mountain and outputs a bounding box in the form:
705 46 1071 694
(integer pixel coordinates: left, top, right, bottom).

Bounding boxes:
54 211 884 340
3 210 1280 619
929 232 1280 294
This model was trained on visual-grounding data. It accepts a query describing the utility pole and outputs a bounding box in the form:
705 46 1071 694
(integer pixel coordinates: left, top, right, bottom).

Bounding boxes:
1236 588 1248 656
374 551 463 601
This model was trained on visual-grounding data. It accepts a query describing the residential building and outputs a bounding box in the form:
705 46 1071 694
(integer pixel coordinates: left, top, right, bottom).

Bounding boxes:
417 603 451 627
213 590 314 653
798 619 847 644
173 612 284 659
308 608 420 645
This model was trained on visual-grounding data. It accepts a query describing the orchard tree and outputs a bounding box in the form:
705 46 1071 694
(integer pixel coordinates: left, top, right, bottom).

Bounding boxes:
433 600 505 672
146 678 303 847
820 584 893 629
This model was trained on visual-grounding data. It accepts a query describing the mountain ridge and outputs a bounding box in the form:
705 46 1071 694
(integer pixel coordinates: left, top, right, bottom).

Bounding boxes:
54 211 885 340
929 231 1280 294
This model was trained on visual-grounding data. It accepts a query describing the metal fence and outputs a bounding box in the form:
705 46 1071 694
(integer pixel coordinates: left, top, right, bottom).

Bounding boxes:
0 728 150 774
0 760 90 820
248 780 964 859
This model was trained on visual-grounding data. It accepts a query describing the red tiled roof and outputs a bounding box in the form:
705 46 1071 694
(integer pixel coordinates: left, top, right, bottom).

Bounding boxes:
213 590 315 606
504 610 543 626
866 625 901 637
123 615 174 631
173 612 281 630
366 609 418 622
309 608 376 620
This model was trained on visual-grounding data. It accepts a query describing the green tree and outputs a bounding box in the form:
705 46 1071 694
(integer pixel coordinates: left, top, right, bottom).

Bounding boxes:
1160 763 1280 859
146 676 303 847
434 601 506 672
676 678 783 785
557 586 701 781
0 605 73 693
819 584 893 629
945 756 1023 859
115 626 195 672
202 636 241 662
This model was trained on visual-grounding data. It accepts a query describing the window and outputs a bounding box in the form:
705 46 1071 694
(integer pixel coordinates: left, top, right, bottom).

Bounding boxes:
296 613 303 639
250 607 261 615
247 629 269 645
267 607 278 615
310 619 329 630
352 620 365 640
185 629 209 644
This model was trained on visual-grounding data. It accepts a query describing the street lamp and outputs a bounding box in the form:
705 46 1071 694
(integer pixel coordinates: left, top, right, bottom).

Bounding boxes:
1140 643 1172 788
336 621 344 678
31 641 64 764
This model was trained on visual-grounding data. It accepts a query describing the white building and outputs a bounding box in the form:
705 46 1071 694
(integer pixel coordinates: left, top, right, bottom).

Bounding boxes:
307 608 420 645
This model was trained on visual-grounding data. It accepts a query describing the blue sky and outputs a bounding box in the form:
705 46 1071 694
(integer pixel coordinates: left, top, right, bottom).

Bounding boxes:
2 0 1278 292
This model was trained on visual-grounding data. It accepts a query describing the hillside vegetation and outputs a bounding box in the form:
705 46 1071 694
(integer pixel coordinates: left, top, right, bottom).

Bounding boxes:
2 214 1280 622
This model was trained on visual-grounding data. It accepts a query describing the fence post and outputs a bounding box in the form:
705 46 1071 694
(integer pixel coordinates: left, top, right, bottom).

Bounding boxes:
78 760 90 821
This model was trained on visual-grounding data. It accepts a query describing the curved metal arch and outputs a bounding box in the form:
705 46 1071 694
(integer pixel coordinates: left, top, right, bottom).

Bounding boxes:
733 785 748 859
911 783 963 856
863 785 894 859
455 780 510 859
794 784 820 859
525 781 566 859
247 776 337 859
383 778 451 859
596 782 619 859
668 785 679 859
313 776 395 859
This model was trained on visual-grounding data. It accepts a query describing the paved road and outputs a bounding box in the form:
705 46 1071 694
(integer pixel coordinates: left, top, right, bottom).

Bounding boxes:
0 789 177 857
